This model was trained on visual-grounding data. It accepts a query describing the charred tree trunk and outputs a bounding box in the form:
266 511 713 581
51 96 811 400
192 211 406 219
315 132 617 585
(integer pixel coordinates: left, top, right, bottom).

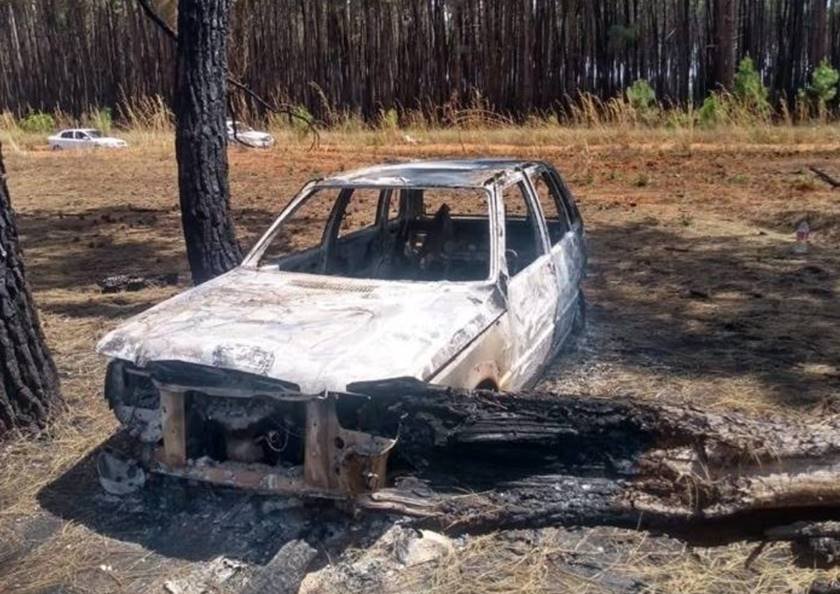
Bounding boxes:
711 0 737 90
174 0 241 285
348 382 840 539
0 144 60 438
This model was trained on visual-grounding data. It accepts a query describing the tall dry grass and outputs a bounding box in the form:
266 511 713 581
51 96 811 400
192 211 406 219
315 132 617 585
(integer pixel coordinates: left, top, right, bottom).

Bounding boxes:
2 91 840 154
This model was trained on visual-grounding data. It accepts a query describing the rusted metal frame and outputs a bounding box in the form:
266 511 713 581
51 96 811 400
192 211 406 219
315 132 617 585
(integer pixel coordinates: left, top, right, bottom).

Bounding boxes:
154 382 394 499
159 388 187 467
303 398 340 489
151 457 341 500
304 396 395 495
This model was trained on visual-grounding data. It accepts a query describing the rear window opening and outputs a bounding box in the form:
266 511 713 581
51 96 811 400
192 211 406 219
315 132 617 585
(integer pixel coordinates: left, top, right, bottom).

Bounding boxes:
256 186 492 282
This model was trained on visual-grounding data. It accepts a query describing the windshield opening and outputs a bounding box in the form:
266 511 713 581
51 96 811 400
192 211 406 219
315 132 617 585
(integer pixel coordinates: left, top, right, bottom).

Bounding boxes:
85 130 102 138
254 186 492 282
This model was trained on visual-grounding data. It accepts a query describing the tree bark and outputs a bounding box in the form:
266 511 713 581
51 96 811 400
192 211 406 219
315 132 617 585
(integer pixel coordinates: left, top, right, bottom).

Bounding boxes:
348 381 840 539
711 0 736 90
0 144 60 438
174 0 241 285
811 0 828 67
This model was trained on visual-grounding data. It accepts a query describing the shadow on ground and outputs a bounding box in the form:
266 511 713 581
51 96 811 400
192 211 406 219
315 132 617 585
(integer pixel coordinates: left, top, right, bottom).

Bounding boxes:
542 219 840 409
18 205 279 292
36 433 392 566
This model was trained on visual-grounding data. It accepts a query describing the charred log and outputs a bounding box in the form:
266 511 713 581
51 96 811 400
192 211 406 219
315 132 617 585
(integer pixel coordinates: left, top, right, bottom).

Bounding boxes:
348 382 840 537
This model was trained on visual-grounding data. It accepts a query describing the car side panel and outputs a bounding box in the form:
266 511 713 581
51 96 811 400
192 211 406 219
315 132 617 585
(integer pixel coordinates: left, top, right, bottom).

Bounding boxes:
501 253 560 390
430 315 512 390
521 167 578 348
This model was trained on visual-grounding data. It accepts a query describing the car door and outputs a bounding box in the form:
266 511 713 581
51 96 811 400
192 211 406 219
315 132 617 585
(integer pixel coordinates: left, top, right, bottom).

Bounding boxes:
75 130 95 148
525 166 580 347
499 177 560 389
58 131 75 149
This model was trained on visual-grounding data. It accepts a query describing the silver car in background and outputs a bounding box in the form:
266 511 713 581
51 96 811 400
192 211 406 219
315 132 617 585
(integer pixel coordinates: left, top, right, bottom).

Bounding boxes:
48 128 128 150
226 119 275 149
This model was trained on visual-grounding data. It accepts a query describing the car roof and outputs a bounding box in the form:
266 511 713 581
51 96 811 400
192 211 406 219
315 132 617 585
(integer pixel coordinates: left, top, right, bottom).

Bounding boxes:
315 159 542 189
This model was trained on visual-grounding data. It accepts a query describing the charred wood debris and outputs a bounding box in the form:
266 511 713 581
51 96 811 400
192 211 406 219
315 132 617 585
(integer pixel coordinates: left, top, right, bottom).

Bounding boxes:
108 377 840 567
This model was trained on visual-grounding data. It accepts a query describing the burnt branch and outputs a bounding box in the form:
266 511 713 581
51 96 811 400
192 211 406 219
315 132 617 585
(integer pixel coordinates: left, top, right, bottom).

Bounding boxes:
810 166 840 189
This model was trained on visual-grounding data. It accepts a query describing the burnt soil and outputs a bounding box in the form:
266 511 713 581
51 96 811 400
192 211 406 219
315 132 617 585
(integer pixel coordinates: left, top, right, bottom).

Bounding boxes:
0 137 839 593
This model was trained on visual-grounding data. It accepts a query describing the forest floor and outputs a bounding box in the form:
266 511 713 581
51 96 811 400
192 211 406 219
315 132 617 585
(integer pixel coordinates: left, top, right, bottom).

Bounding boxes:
0 125 839 593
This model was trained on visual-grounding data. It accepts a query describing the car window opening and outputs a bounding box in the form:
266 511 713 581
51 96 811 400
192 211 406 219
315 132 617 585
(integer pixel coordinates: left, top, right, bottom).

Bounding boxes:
530 170 571 243
258 187 492 282
502 181 546 275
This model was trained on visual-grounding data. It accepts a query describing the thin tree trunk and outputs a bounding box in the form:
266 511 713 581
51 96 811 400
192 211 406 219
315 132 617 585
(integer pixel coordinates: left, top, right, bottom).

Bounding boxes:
712 0 737 90
174 0 241 285
811 0 828 66
0 144 60 438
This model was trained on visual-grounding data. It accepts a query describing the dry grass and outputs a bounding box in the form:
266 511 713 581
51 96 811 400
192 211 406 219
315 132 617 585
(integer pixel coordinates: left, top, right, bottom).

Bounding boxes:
0 125 838 592
407 533 614 594
638 541 840 594
392 529 840 593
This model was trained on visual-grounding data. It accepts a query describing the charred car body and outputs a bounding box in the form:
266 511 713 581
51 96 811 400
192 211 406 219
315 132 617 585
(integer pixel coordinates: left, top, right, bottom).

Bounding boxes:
97 160 586 499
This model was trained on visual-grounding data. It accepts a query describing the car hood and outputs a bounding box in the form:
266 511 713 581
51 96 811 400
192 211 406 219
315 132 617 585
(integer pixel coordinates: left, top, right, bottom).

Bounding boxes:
97 268 504 393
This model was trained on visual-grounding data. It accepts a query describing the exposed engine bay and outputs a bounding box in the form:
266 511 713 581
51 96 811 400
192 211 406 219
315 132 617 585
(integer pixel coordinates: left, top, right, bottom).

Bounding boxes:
105 360 398 498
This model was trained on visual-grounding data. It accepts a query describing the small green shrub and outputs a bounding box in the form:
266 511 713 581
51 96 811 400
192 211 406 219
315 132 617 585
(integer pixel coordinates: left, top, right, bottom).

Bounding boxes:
19 111 56 133
805 59 839 104
733 57 770 115
626 79 656 112
698 95 722 128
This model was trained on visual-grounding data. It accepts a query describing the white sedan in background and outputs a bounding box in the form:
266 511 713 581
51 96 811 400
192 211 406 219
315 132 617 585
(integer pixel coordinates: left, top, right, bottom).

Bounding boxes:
48 129 128 150
226 120 275 149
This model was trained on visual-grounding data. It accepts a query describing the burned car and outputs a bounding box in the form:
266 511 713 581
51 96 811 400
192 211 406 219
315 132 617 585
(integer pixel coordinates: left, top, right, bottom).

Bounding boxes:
96 159 586 498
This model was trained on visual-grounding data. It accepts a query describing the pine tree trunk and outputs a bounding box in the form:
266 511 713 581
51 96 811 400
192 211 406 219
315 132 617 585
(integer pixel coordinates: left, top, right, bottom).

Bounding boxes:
174 0 241 285
811 0 828 67
712 0 736 90
0 144 60 438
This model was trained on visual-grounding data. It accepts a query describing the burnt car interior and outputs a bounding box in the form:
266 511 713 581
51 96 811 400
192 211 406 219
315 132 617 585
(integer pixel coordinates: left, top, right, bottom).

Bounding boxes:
259 187 492 281
258 183 553 281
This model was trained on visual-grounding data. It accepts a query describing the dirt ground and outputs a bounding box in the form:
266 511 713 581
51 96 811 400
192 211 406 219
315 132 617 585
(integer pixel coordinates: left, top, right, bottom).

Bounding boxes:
1 129 839 593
